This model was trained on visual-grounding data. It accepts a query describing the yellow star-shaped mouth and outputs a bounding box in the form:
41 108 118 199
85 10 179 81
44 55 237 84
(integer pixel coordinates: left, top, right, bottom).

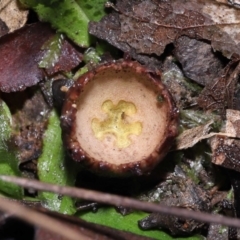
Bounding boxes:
91 100 142 148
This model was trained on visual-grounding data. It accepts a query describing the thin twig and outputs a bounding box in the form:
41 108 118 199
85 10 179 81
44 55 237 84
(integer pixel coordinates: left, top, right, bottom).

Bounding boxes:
1 175 240 229
0 197 91 240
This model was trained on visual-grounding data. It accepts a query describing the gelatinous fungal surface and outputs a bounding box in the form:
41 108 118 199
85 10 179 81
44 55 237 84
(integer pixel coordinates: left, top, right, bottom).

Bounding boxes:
61 60 178 176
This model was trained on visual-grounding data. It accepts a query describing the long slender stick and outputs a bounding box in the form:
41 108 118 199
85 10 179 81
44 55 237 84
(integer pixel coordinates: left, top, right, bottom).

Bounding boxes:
0 197 91 240
1 175 240 229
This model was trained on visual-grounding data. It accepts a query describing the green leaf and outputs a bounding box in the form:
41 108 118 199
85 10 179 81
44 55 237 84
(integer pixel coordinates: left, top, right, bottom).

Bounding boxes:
76 0 107 22
79 208 204 240
0 101 23 198
73 47 101 80
0 100 12 140
38 33 64 69
38 110 76 214
19 0 107 47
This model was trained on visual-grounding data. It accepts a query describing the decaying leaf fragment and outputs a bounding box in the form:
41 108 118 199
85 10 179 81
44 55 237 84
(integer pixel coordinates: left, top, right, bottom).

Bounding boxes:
211 109 240 171
174 36 225 86
162 56 202 109
0 22 82 92
211 137 240 171
138 165 210 236
89 12 162 71
175 108 240 150
2 89 51 163
0 0 28 33
90 0 240 64
175 120 215 150
197 61 240 112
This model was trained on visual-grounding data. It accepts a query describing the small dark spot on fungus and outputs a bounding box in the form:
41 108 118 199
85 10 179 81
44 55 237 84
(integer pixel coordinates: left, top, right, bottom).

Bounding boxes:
61 60 178 176
157 95 164 103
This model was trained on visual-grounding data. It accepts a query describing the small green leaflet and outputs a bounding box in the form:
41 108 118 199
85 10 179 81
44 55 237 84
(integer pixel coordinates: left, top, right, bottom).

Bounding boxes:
19 0 107 47
0 100 23 199
79 207 204 240
38 110 76 214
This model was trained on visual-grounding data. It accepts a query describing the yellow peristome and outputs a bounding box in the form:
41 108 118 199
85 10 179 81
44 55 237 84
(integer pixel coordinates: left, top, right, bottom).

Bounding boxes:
91 100 142 148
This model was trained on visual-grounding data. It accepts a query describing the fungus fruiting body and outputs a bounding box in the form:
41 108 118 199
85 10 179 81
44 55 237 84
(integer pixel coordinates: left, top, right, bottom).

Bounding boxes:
61 60 178 176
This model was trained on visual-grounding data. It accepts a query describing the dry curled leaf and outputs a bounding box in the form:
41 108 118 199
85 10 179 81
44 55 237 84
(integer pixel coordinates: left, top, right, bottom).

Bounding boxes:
176 109 240 150
174 120 215 150
90 0 240 62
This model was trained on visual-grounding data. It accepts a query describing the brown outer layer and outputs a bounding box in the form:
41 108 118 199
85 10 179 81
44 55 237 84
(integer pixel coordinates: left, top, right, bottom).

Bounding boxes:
61 60 178 176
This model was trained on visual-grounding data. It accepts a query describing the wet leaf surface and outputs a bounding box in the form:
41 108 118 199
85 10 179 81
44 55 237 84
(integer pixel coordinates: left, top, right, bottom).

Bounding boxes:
0 22 54 92
0 22 82 92
38 110 76 214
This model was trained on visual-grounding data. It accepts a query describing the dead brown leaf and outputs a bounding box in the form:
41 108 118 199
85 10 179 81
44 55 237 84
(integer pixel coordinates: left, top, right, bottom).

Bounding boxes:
197 61 240 112
89 12 163 71
175 109 240 150
90 0 240 62
174 36 225 86
225 109 240 137
211 136 240 171
174 120 214 150
0 22 82 92
211 109 240 171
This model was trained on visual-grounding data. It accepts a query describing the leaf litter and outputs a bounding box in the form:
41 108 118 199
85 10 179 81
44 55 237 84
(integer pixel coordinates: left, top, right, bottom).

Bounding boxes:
90 0 240 59
2 0 240 239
